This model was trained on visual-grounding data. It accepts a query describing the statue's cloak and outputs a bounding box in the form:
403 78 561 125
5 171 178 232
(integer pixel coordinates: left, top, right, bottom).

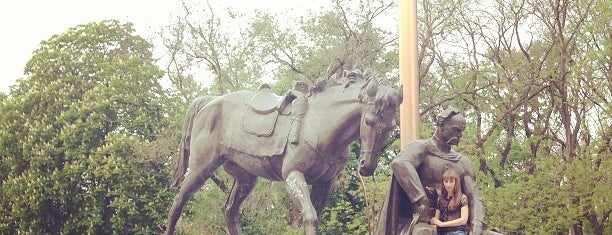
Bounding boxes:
376 174 413 235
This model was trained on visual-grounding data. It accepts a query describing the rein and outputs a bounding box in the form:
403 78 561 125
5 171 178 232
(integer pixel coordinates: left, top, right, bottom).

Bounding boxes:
357 168 376 234
355 77 384 234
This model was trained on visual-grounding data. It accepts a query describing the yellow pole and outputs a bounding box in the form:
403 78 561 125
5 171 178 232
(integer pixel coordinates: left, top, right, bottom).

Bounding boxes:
399 0 419 148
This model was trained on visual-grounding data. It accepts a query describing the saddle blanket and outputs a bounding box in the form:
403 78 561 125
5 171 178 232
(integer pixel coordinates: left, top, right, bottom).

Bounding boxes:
222 104 290 156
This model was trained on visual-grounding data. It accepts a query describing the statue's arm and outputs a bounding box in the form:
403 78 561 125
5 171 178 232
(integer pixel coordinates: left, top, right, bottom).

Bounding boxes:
390 142 426 203
462 159 486 234
285 87 306 100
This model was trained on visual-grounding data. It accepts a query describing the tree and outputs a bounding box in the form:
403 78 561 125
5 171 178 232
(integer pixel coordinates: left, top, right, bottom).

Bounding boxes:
415 0 610 233
0 20 175 234
252 0 398 92
162 0 265 98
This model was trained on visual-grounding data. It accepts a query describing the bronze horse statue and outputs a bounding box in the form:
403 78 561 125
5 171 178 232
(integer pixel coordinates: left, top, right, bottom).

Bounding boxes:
165 69 403 235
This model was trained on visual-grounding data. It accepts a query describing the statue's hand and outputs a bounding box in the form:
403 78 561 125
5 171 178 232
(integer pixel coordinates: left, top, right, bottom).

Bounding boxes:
417 196 430 210
415 197 430 222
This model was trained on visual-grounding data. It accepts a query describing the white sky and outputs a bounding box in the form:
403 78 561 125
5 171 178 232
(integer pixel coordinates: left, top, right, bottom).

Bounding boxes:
0 0 177 93
0 0 331 94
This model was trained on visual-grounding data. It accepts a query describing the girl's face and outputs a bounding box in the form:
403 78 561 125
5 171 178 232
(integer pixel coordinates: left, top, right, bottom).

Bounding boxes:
443 177 456 194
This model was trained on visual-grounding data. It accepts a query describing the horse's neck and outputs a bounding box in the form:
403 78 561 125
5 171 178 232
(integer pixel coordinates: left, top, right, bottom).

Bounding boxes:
303 86 362 154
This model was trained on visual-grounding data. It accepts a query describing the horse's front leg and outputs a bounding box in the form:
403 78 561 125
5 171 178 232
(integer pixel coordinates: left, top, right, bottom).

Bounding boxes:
285 171 317 235
310 179 335 219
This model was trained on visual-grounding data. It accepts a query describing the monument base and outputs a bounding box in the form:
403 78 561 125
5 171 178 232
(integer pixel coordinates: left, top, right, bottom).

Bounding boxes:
398 221 504 235
398 222 437 235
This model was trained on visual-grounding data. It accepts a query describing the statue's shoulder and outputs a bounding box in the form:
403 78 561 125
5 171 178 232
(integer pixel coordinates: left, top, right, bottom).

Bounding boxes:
399 139 431 155
397 139 431 160
455 154 477 175
456 153 474 164
405 138 431 149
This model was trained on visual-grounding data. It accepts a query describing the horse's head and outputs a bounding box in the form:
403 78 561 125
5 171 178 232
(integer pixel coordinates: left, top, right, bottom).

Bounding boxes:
355 70 403 176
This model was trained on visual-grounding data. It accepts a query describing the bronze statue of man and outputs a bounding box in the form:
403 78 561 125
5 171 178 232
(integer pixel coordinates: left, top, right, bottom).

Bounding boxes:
377 108 487 235
287 81 308 144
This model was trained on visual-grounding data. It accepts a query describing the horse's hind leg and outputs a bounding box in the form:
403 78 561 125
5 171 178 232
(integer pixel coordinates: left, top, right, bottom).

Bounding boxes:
223 162 257 235
165 157 223 235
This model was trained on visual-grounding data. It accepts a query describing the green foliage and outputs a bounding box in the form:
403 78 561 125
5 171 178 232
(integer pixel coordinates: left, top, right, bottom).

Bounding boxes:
175 181 230 235
0 20 175 234
242 0 397 94
239 181 295 235
319 163 369 234
175 173 299 235
162 1 263 96
486 157 568 233
486 150 609 234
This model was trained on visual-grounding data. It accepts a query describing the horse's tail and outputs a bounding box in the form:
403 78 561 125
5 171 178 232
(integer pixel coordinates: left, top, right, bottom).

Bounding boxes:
171 96 218 188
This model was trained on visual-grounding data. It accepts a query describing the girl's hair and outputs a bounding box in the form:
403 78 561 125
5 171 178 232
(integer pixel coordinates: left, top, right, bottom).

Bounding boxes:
441 168 463 210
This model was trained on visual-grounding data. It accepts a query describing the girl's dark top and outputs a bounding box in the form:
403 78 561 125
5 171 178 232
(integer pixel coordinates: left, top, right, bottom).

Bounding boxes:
436 194 468 234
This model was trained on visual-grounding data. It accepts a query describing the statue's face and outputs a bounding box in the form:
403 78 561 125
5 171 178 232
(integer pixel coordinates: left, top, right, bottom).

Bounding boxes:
438 114 466 145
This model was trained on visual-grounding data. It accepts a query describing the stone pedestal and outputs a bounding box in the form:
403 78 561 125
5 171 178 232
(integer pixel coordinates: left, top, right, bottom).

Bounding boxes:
412 223 437 235
398 222 437 235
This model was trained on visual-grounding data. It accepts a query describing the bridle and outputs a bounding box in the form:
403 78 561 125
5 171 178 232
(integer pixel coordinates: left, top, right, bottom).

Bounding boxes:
359 99 385 162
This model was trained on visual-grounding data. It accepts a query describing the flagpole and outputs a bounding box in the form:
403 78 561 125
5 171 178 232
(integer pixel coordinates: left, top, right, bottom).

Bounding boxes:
399 0 419 148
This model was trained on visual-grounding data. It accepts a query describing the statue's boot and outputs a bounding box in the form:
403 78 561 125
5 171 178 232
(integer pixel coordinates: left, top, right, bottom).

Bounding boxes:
289 97 307 144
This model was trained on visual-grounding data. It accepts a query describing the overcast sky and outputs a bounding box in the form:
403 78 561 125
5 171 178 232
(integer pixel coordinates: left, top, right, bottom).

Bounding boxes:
0 0 177 93
0 0 331 94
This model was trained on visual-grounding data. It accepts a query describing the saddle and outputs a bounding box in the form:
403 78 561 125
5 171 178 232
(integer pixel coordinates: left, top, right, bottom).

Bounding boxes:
245 84 293 115
242 84 293 137
221 84 294 156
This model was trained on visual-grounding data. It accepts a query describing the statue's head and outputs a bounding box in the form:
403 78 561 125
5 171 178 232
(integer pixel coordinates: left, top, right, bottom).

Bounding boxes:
434 108 466 146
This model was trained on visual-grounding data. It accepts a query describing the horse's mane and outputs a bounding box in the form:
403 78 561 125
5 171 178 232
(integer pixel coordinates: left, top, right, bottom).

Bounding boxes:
310 69 401 113
310 69 377 94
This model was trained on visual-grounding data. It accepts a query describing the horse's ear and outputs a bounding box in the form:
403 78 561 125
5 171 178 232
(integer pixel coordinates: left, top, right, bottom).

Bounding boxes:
366 79 378 97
